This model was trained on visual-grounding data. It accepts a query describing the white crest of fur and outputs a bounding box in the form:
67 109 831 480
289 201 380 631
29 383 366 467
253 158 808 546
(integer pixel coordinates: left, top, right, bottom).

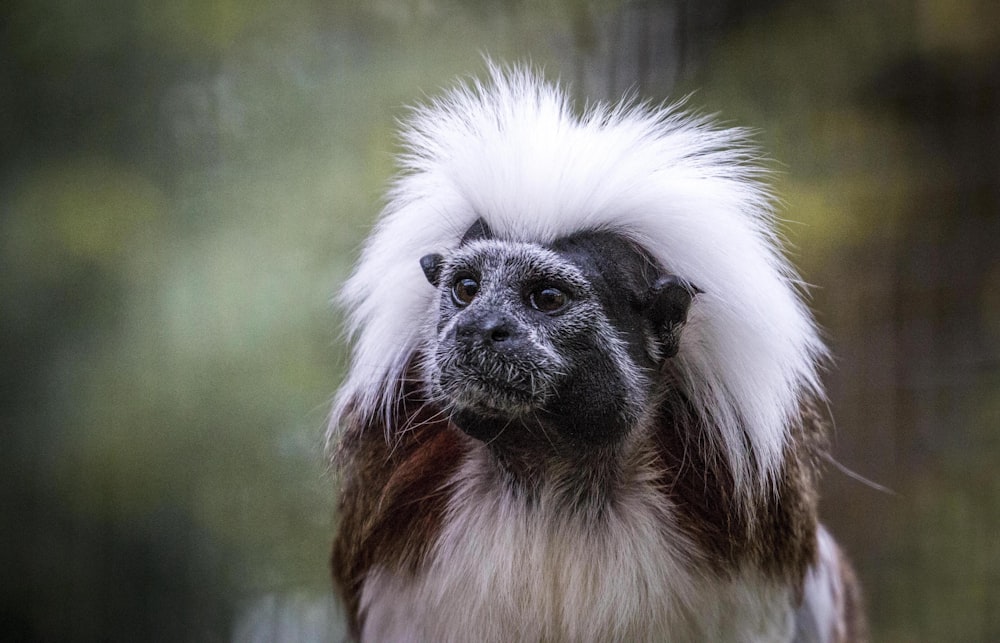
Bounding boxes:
331 65 826 495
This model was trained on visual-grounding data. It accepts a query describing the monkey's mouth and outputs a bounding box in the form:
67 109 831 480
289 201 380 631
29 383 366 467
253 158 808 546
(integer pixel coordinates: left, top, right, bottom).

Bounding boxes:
435 358 547 416
439 373 539 414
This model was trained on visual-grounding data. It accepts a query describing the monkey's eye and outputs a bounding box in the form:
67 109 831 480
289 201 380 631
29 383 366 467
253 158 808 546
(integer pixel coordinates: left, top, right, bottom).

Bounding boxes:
451 277 480 307
529 286 568 313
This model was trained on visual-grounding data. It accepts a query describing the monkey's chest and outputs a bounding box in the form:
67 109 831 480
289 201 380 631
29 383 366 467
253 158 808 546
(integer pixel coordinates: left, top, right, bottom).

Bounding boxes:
358 480 797 642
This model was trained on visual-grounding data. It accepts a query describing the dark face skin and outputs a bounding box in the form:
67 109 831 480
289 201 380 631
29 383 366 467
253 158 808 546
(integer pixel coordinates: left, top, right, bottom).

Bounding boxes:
420 220 696 464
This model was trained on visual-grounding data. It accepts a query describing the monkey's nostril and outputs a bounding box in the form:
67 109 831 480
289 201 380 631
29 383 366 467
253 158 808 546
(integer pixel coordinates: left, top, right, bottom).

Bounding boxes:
456 313 519 347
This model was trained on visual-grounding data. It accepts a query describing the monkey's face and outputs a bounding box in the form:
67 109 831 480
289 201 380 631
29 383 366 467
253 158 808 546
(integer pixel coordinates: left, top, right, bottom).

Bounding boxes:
420 226 696 449
428 240 597 426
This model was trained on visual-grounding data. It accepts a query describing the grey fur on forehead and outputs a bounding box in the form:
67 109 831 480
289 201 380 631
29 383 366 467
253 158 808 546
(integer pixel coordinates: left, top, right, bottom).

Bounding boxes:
441 238 591 289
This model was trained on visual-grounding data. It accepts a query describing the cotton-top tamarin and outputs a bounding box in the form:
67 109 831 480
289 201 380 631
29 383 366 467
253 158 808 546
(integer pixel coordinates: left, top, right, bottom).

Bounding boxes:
328 66 866 642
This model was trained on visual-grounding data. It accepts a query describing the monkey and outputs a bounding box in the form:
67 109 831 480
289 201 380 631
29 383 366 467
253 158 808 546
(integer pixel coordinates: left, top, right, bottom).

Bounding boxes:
328 66 866 641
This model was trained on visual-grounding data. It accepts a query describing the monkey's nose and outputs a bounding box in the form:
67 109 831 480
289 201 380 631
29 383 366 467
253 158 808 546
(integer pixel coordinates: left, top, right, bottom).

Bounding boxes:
456 312 520 348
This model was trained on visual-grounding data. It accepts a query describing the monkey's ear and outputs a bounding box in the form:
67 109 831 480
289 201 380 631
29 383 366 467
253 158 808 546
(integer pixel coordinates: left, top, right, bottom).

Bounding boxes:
460 217 494 244
647 275 701 358
420 253 445 286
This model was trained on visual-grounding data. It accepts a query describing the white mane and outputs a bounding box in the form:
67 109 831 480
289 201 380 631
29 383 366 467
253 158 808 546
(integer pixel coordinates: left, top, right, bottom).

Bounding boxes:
331 66 826 496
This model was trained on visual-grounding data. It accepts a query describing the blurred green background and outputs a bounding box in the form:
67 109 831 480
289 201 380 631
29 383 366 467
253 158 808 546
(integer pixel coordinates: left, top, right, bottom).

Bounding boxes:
2 0 998 640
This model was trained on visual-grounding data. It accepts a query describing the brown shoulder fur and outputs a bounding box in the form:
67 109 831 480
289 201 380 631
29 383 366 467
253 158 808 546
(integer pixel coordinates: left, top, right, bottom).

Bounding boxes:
652 385 827 588
330 379 467 637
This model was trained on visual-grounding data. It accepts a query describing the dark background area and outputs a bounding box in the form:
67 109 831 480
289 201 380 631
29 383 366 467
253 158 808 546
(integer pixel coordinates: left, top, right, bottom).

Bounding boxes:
2 0 998 640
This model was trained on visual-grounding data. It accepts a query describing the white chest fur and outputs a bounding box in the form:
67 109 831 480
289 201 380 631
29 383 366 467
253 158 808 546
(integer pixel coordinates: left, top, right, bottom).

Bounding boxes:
359 456 798 642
